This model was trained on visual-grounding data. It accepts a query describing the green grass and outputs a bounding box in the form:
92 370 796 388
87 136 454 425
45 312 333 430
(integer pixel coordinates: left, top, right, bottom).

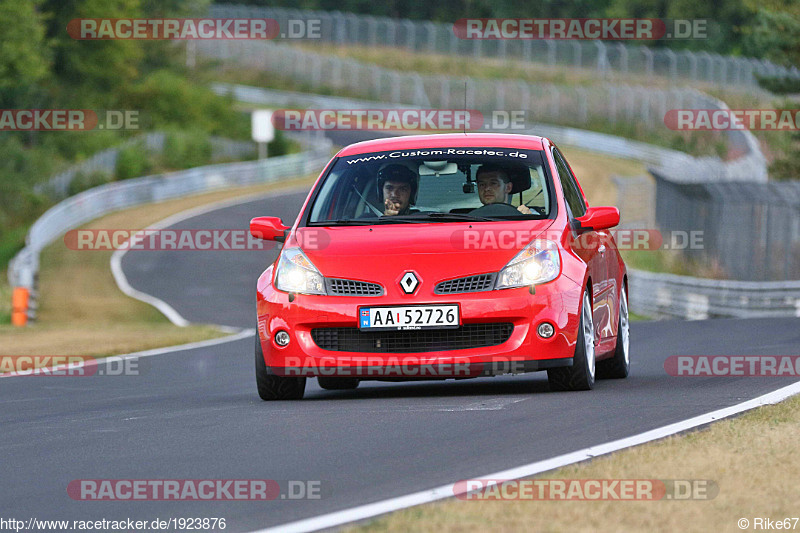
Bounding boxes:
349 394 800 533
0 177 317 357
0 227 29 274
0 273 12 325
628 311 651 322
621 248 728 280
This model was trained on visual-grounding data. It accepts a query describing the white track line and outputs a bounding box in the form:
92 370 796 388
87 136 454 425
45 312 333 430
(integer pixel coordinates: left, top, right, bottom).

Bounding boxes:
0 329 254 379
251 379 800 533
100 169 800 532
110 185 310 327
1 184 307 379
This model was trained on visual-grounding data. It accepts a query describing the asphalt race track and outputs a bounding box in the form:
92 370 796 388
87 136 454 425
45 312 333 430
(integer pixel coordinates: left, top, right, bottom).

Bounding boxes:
2 188 800 532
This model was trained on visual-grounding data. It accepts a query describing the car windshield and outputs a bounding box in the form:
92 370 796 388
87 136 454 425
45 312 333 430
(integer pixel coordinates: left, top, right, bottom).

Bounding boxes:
308 147 553 225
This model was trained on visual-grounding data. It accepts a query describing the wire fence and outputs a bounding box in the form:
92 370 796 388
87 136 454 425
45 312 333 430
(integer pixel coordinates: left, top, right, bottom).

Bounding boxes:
8 81 800 320
218 84 800 317
210 4 800 90
652 171 800 281
9 7 797 323
200 42 768 185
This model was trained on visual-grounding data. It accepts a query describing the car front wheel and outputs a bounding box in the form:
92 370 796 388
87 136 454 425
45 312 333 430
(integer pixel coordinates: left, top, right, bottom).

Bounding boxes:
255 335 306 400
547 290 595 391
597 283 630 379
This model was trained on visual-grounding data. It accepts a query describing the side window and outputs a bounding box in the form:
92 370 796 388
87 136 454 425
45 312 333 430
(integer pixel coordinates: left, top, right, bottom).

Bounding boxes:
553 149 586 218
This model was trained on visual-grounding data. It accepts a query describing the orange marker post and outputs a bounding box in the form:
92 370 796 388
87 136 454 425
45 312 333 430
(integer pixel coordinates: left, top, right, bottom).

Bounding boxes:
11 287 30 327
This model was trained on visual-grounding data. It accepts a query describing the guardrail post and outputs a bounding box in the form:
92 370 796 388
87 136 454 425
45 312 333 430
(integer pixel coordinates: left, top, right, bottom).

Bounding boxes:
607 84 617 123
425 22 437 52
571 41 581 68
595 41 609 76
616 43 627 74
546 40 556 66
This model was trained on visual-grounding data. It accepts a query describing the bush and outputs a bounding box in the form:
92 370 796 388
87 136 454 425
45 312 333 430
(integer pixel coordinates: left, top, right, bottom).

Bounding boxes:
38 129 123 162
757 76 800 95
0 224 32 273
267 129 291 158
122 70 248 139
768 140 800 181
67 169 115 196
163 131 212 170
115 142 152 180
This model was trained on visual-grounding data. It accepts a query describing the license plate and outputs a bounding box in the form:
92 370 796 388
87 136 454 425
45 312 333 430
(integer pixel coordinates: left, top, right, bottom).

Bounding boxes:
359 305 459 331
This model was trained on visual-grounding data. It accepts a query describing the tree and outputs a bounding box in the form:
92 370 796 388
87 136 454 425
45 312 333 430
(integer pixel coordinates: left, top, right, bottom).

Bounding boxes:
742 1 800 67
42 0 143 105
0 0 50 108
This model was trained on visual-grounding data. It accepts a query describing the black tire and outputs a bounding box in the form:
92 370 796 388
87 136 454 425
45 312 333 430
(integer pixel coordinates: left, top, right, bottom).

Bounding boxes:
255 335 306 400
547 290 595 391
317 377 360 390
597 284 630 379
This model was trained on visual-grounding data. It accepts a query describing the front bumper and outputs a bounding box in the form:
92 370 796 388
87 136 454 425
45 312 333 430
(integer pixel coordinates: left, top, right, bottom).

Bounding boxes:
257 269 583 379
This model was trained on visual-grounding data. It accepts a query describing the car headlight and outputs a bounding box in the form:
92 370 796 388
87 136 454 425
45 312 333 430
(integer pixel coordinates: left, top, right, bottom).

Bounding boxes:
495 239 560 289
275 247 326 295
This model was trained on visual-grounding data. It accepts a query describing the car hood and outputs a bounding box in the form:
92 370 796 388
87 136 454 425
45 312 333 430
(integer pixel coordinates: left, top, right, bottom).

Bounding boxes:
292 219 555 283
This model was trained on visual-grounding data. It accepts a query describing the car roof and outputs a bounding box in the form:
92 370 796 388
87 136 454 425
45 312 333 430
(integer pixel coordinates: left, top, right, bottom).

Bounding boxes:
337 133 549 157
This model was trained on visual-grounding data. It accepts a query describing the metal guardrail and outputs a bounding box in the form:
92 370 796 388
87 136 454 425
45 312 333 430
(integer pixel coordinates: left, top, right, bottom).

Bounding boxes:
196 5 797 318
37 133 256 199
213 83 767 185
216 84 800 319
8 80 796 321
628 270 800 319
210 4 800 90
7 136 332 323
201 42 767 185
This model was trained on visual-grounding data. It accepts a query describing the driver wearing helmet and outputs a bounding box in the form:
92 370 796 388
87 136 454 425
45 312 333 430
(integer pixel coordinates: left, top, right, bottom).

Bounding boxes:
377 164 419 216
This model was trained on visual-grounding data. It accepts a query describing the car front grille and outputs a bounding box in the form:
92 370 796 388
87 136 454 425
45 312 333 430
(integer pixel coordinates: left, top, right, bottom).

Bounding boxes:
310 323 514 353
326 278 383 297
434 274 496 294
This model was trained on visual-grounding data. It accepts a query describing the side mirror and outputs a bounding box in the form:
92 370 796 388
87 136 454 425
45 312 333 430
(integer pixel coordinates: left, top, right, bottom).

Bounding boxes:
250 216 289 242
576 206 620 232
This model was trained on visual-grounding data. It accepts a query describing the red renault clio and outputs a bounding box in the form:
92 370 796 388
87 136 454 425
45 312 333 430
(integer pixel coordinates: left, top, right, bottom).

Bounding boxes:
250 133 629 399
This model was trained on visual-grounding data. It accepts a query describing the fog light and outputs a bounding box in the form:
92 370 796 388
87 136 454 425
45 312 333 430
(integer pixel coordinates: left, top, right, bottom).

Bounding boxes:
537 322 555 339
275 330 290 346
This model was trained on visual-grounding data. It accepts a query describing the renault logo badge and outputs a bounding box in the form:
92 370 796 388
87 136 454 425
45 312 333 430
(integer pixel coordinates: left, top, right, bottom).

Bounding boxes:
399 272 419 294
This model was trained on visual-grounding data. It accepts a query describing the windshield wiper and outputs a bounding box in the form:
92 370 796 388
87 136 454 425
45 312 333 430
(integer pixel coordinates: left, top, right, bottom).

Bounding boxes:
311 217 419 226
311 219 375 226
394 212 496 222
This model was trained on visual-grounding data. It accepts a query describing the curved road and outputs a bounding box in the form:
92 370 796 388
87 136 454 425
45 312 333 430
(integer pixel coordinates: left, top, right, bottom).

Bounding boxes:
2 187 799 532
